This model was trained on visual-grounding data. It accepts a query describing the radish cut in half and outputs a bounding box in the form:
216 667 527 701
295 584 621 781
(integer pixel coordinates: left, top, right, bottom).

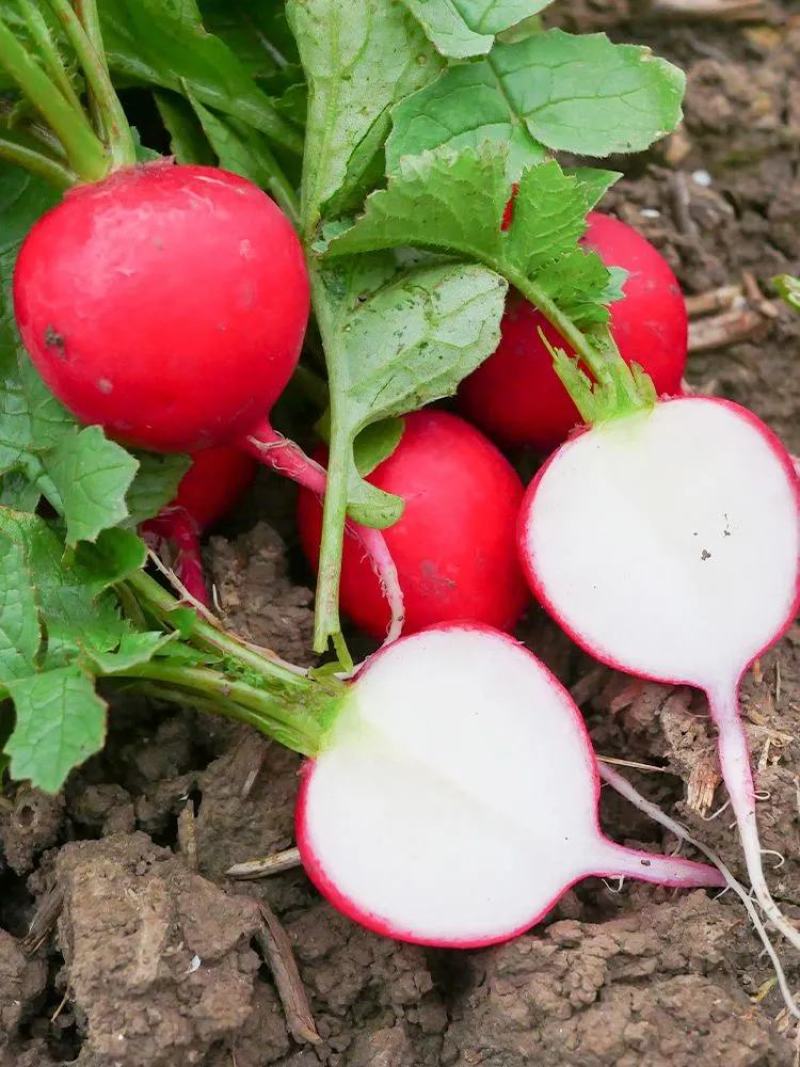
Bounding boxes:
519 396 800 949
297 626 723 948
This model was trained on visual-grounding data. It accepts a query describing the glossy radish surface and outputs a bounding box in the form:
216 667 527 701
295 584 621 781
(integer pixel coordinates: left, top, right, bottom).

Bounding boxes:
519 396 800 947
459 213 688 451
296 411 528 638
297 625 724 947
14 162 309 452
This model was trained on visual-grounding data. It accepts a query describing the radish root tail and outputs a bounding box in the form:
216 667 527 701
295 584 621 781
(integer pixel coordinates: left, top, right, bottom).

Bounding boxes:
600 761 799 1020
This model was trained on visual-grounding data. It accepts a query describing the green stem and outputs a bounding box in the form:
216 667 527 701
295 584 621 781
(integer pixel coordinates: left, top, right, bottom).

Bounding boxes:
125 569 312 690
307 264 351 655
503 265 653 420
0 10 107 180
43 0 135 170
15 0 83 114
252 133 301 230
117 661 340 757
292 362 329 410
0 131 75 187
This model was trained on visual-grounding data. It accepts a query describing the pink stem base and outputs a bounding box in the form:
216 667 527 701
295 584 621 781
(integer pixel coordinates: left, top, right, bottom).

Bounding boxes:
140 508 210 607
595 837 725 889
241 421 405 644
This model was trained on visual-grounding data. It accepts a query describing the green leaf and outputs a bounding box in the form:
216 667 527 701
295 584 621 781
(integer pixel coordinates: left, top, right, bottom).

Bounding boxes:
124 451 190 527
0 532 40 682
319 259 506 529
388 30 683 168
198 0 300 80
774 275 800 313
43 426 139 545
287 0 442 227
83 631 175 674
99 0 303 154
400 0 552 59
154 91 216 164
387 61 547 180
326 145 614 327
353 418 405 477
0 512 144 667
4 666 106 792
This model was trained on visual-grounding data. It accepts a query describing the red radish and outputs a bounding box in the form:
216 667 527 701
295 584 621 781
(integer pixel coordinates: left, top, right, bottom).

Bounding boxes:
296 410 528 638
518 396 800 949
141 445 256 605
296 624 724 947
459 213 688 451
14 162 310 453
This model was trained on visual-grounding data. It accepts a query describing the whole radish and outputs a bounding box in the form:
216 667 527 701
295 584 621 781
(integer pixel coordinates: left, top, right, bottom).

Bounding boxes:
297 624 724 946
459 213 688 451
141 445 256 605
14 163 310 453
518 395 800 951
296 410 529 638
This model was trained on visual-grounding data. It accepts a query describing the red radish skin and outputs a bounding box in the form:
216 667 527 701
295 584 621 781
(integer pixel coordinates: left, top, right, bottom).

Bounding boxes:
141 445 256 605
172 445 256 530
295 625 724 948
459 213 688 451
14 162 309 453
296 411 529 639
518 396 800 951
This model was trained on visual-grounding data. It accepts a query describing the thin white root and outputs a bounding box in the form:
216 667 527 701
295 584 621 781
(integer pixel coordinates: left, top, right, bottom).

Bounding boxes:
708 688 800 956
600 763 799 1020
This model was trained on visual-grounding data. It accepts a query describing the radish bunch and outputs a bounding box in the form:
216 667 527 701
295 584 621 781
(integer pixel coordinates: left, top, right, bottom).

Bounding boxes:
2 0 797 973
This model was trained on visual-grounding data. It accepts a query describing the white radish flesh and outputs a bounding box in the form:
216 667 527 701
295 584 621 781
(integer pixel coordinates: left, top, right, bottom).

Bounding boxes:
519 396 800 949
297 626 723 947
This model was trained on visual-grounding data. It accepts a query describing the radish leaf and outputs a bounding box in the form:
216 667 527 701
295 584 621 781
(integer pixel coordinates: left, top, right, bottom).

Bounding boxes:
43 426 139 546
4 666 107 792
99 0 302 154
388 31 684 167
287 0 442 229
0 534 40 681
400 0 553 59
325 145 614 326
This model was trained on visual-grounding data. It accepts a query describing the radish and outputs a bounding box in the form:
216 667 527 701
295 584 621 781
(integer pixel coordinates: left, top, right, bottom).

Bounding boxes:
518 396 800 949
459 213 688 451
141 445 256 605
14 162 310 453
296 624 724 946
296 410 529 638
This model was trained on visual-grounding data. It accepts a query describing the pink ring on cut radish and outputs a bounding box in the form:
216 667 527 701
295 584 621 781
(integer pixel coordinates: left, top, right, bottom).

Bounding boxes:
519 395 800 950
296 625 723 948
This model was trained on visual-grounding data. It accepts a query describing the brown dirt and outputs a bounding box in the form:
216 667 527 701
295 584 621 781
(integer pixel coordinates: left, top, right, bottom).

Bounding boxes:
2 5 800 1065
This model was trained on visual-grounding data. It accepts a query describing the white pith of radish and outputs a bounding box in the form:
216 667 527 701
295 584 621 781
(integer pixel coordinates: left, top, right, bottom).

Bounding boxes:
519 396 800 949
296 626 723 947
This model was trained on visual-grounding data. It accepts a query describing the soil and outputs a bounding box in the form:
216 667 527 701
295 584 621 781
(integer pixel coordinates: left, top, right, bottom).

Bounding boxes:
2 4 800 1065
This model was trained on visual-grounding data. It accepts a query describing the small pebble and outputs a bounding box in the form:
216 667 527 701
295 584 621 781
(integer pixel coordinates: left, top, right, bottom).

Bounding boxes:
691 169 713 188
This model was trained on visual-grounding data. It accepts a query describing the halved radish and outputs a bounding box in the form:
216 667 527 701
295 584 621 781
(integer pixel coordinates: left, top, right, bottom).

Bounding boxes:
297 625 723 947
519 396 800 948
